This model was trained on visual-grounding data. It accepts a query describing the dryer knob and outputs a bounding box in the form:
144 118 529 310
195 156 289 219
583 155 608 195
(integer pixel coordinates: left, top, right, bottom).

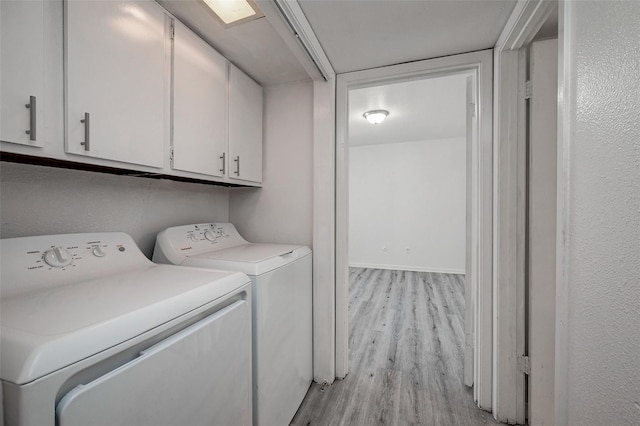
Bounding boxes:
43 247 73 268
92 246 106 257
204 230 217 241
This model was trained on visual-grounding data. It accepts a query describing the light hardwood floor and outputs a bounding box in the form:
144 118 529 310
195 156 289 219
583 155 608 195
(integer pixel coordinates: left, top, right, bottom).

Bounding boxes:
291 268 502 426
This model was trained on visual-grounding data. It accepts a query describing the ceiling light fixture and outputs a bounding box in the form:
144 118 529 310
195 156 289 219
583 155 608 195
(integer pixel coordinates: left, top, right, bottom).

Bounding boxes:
363 109 389 125
201 0 259 25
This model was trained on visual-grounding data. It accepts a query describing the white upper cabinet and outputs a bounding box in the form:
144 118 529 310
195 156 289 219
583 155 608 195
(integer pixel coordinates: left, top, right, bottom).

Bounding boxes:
0 0 45 147
228 64 263 184
65 0 168 168
1 1 263 186
172 21 227 178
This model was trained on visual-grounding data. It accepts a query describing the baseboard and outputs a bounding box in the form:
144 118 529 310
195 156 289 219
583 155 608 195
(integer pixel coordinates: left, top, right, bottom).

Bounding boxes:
348 262 465 275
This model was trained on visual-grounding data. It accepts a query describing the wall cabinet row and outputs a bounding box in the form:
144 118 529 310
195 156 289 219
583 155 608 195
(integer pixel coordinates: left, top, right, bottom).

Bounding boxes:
0 0 263 186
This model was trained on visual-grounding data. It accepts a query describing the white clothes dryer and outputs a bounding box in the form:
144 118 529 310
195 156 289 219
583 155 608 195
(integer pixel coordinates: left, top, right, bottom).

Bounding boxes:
0 232 252 426
153 223 312 426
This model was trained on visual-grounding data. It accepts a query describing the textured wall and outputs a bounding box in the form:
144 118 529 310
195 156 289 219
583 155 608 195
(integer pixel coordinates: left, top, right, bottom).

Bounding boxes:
349 138 466 273
560 1 640 425
0 162 229 257
229 82 313 248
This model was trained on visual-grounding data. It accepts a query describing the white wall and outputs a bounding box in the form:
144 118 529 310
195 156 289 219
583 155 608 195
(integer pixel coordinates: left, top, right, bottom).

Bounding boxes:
229 81 313 248
557 1 640 425
0 162 229 257
348 137 466 273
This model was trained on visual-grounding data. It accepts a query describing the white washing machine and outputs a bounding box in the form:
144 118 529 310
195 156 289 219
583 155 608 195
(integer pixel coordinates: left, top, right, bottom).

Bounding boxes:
153 223 312 426
0 232 253 426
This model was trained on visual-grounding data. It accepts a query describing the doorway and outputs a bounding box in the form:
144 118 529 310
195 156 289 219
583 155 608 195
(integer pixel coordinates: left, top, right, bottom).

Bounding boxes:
345 72 483 422
347 74 469 275
335 49 494 410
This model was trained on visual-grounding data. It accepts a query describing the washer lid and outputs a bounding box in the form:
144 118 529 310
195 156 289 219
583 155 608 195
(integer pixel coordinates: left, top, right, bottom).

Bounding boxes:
184 244 311 276
0 265 250 385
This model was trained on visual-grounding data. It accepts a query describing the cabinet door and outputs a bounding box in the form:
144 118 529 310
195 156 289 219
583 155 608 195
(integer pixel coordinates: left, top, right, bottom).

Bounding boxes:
65 0 167 168
0 0 45 147
172 21 227 177
228 64 262 183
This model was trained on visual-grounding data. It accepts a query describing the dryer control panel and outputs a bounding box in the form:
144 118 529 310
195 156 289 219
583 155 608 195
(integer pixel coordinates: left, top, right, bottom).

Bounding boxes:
153 223 247 265
0 233 152 297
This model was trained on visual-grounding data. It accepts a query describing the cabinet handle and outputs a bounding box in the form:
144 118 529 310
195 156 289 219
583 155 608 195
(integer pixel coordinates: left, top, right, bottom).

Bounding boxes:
234 156 240 176
25 96 36 141
80 113 90 151
220 152 226 174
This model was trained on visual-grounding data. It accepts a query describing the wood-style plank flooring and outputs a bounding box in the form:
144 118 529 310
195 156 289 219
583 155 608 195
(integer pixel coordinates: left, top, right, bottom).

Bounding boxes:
291 268 502 426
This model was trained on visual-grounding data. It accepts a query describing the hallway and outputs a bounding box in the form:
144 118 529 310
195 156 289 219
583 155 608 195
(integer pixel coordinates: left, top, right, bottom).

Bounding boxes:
291 268 501 425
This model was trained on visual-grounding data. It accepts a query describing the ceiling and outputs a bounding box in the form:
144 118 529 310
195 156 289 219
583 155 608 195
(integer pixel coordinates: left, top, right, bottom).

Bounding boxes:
298 0 518 74
157 0 312 86
159 1 523 149
349 73 469 147
158 1 518 85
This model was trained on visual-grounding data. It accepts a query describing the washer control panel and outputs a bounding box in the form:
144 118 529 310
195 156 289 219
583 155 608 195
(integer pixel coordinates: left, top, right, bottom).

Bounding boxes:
1 232 152 297
186 224 230 244
153 223 246 264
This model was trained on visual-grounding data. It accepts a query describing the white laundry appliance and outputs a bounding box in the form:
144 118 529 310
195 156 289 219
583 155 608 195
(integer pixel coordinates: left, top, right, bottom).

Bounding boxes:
0 232 252 426
153 223 312 426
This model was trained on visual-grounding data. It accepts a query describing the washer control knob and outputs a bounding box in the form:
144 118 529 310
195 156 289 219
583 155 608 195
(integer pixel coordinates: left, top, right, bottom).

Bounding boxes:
189 234 199 242
204 230 216 241
92 246 106 257
43 247 72 268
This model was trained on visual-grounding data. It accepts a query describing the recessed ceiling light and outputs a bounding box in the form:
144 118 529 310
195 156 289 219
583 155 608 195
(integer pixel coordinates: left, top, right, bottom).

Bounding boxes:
363 110 389 125
200 0 261 26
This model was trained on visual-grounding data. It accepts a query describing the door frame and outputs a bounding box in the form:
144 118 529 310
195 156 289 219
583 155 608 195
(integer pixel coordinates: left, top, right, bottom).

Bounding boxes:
492 0 557 423
335 49 494 409
258 0 341 386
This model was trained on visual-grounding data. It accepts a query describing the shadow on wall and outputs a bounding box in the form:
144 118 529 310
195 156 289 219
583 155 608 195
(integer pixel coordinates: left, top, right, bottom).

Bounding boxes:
0 162 230 257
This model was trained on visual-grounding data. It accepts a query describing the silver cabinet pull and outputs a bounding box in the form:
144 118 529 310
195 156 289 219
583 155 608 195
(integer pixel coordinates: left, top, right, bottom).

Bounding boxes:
80 113 90 151
220 152 226 174
25 96 36 141
234 156 240 176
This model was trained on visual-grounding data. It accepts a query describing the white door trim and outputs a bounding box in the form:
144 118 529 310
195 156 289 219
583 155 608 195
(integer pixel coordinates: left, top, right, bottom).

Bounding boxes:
464 73 477 388
492 0 557 423
335 50 494 410
554 2 572 424
528 37 559 426
312 78 338 384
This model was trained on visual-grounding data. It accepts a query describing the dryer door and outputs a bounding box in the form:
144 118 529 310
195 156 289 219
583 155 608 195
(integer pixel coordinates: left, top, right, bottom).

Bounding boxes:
56 298 251 426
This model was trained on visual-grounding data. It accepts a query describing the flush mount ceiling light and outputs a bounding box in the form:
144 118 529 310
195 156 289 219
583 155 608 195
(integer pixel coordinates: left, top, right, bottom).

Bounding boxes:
363 109 389 125
200 0 263 26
